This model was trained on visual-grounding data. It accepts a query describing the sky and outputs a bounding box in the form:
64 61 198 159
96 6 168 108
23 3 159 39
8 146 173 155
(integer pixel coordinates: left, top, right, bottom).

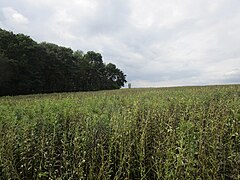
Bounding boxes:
0 0 240 87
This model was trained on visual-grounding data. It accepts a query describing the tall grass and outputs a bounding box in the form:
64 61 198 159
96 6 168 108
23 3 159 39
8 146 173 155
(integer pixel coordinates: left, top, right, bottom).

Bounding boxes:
0 85 239 179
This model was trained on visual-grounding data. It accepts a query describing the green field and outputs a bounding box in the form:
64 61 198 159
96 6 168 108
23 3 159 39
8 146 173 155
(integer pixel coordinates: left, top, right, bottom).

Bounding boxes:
0 85 240 179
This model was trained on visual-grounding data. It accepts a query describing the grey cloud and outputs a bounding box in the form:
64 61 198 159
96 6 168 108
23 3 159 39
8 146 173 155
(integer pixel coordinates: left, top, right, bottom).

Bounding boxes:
221 69 240 84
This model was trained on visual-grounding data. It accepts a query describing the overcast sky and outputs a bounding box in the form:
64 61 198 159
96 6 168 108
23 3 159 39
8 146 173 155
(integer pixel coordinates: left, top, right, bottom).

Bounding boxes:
0 0 240 87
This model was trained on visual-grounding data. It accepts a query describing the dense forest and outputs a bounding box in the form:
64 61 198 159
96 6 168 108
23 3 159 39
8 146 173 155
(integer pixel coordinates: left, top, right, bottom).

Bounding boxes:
0 28 127 96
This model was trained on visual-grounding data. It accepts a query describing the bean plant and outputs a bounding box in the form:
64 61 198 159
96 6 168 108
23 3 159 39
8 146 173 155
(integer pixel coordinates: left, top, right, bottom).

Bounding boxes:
0 85 239 179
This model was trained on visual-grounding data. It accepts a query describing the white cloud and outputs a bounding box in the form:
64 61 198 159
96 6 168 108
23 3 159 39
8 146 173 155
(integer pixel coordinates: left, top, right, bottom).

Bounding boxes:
2 7 29 25
0 0 240 87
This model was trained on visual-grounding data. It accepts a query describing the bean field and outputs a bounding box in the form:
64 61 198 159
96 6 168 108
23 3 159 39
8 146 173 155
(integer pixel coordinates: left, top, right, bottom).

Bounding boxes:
0 85 240 179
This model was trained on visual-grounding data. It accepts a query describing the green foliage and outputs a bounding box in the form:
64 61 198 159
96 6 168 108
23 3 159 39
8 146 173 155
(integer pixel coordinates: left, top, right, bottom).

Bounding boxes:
0 85 239 179
0 28 127 96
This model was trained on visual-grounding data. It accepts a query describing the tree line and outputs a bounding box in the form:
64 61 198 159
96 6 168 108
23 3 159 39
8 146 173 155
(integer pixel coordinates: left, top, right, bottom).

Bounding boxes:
0 28 127 96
